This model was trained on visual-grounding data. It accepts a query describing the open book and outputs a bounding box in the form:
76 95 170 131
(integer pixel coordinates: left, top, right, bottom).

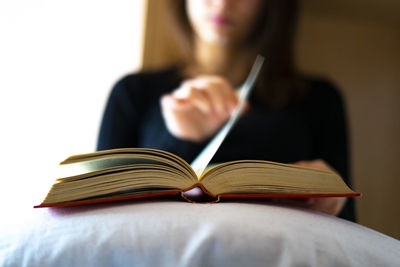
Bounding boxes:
35 148 359 208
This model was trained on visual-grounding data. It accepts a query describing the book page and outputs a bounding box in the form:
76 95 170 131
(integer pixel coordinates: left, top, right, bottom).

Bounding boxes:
199 160 358 197
58 148 196 180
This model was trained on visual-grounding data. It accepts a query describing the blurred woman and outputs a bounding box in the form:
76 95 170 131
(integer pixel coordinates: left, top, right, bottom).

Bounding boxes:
97 0 355 221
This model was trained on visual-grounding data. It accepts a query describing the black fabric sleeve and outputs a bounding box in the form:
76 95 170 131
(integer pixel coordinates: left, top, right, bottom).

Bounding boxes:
97 75 143 150
309 81 356 221
97 71 207 163
146 121 209 164
310 82 349 180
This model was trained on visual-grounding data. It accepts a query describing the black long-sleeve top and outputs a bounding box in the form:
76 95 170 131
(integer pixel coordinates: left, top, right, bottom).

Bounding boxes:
97 67 356 222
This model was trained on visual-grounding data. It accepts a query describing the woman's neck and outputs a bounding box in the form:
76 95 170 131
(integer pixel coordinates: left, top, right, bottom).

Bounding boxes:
193 39 252 86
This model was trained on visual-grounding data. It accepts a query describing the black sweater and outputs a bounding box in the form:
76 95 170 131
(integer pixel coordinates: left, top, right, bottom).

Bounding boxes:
97 67 356 221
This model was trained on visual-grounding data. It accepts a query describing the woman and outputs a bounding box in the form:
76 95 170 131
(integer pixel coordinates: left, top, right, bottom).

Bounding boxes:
97 0 356 221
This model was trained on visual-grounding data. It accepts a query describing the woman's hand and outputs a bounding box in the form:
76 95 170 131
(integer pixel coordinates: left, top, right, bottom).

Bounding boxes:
274 159 347 216
160 75 239 142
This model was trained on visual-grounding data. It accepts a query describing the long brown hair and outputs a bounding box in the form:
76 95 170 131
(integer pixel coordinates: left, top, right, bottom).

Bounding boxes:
167 0 305 109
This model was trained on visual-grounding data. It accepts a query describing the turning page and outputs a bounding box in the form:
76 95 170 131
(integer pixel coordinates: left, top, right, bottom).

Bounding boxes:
190 55 265 177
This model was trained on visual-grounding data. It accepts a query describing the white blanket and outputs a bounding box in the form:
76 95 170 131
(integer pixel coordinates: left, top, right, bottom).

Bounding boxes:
1 199 399 266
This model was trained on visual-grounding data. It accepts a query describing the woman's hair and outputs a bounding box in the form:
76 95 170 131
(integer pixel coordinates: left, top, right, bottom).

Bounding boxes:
167 0 306 109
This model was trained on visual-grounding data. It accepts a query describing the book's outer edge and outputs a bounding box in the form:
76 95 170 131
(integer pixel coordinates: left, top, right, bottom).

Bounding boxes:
219 193 361 199
33 190 182 208
34 184 360 208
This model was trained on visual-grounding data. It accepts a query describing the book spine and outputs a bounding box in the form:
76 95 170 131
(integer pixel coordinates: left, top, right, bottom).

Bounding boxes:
180 183 220 203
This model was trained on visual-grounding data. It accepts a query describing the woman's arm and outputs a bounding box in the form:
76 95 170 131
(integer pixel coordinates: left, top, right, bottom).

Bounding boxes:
97 76 142 150
304 80 355 220
292 159 347 216
309 81 350 183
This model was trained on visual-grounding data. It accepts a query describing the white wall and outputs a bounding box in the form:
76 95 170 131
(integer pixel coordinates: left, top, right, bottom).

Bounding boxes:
0 0 144 209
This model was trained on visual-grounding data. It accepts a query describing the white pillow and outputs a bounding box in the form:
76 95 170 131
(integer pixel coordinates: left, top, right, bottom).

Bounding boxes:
1 200 400 266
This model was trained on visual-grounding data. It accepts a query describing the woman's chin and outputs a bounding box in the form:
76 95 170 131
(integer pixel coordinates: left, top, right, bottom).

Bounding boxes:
203 35 236 47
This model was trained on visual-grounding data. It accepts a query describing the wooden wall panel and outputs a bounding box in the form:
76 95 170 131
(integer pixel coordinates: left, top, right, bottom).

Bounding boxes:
141 0 177 70
297 3 400 239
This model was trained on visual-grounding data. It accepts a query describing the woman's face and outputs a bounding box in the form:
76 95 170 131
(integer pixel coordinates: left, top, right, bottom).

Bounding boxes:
186 0 263 47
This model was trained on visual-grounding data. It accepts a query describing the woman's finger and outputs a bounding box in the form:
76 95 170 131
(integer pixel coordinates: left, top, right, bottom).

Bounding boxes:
186 87 213 114
194 77 238 115
203 82 230 116
171 85 214 114
160 94 192 111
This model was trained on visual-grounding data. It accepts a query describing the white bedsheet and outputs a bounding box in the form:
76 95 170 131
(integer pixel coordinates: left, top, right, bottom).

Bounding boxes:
1 199 399 266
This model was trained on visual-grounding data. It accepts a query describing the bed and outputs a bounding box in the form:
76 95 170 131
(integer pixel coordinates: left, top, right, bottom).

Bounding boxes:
1 198 399 266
